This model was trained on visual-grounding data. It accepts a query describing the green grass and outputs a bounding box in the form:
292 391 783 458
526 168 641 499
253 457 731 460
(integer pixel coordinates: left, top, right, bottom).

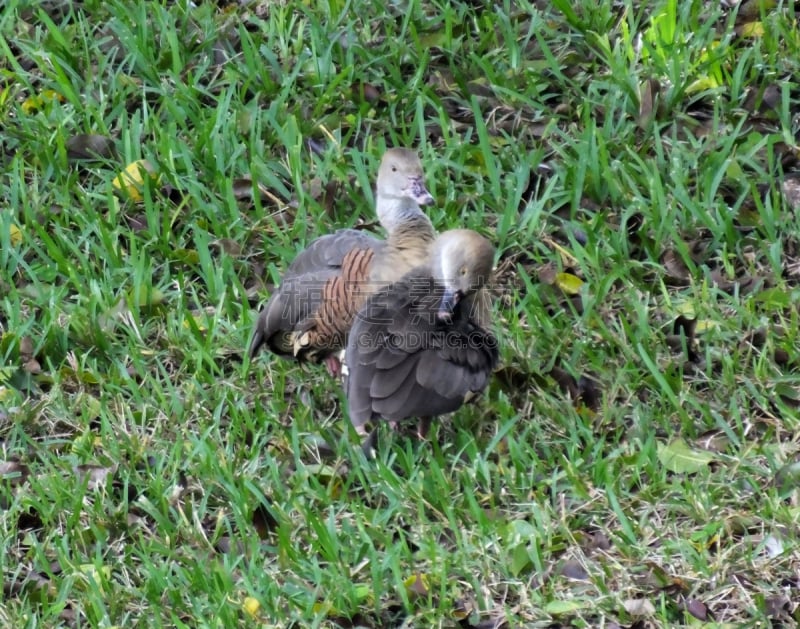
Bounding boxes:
2 0 800 626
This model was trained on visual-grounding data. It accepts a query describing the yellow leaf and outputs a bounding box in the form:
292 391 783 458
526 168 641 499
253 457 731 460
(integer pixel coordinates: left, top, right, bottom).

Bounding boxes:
403 572 430 599
127 285 166 309
21 96 43 115
555 272 584 295
112 159 158 202
311 601 334 616
694 319 719 333
686 75 722 94
77 564 111 593
452 597 474 620
691 533 720 553
20 90 64 114
242 596 260 618
182 314 208 332
9 223 23 246
740 21 765 37
41 89 65 102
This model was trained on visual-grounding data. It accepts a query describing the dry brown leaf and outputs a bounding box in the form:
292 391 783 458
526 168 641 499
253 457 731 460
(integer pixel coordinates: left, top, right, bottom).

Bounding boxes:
696 430 730 453
537 262 558 285
638 78 660 128
623 598 656 616
736 0 778 22
75 464 117 490
19 336 34 358
742 83 781 114
782 175 800 212
559 558 589 581
660 249 692 284
764 594 792 618
679 597 710 621
0 460 29 485
353 81 382 103
211 238 243 257
66 134 117 161
252 502 278 539
304 177 342 217
232 176 286 209
404 572 430 599
584 530 612 552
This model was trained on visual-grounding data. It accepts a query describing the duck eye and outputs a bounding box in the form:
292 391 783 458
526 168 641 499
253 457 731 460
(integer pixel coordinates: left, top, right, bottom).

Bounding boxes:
391 165 397 172
460 267 467 276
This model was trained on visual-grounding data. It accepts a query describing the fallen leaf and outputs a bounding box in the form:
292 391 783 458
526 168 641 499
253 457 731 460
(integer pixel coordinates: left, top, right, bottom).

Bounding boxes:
242 596 260 618
661 248 692 284
18 336 33 358
764 594 791 618
555 272 584 295
66 134 117 161
679 598 710 621
211 238 242 257
738 21 765 37
403 572 430 599
544 599 590 615
781 175 800 211
252 502 278 539
112 159 158 202
9 223 23 246
76 563 111 593
171 248 200 265
127 285 166 309
696 430 730 453
657 439 714 474
623 598 656 616
231 176 286 209
559 558 589 581
763 534 784 558
638 78 660 128
75 464 116 490
20 89 64 114
353 81 381 103
537 262 558 285
452 596 474 620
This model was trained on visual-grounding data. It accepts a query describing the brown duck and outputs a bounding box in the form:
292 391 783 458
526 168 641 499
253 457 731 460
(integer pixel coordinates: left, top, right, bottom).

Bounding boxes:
249 148 437 376
344 229 499 454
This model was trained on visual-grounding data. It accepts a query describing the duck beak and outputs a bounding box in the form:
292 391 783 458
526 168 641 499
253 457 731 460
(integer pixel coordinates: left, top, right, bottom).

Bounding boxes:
436 287 461 322
409 177 434 206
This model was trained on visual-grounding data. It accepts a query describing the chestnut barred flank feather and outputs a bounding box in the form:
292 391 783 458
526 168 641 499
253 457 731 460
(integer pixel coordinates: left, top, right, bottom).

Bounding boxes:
249 148 437 373
344 230 498 454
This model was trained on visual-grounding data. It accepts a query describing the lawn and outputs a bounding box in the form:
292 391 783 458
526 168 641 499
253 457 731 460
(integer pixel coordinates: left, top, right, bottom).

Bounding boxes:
2 0 800 626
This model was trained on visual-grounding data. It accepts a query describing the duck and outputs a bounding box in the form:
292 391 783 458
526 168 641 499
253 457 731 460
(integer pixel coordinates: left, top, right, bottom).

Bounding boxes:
343 229 499 454
249 148 437 376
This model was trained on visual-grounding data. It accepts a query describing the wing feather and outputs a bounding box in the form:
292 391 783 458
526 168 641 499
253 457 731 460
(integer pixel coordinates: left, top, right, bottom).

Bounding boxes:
345 274 498 429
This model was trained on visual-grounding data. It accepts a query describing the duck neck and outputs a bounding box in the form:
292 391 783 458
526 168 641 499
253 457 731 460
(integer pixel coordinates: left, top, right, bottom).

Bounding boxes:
376 196 433 236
